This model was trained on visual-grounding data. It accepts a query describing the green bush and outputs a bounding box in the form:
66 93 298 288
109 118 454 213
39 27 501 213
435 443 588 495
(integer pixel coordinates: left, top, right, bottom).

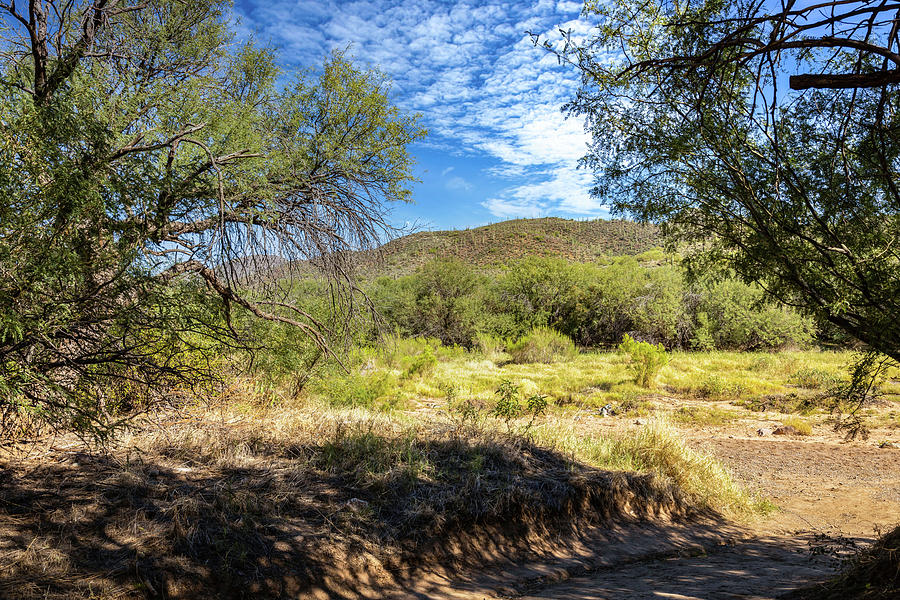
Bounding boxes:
491 379 548 432
790 367 837 390
402 344 437 379
692 279 814 350
618 334 669 387
475 332 508 362
492 379 521 428
507 326 577 364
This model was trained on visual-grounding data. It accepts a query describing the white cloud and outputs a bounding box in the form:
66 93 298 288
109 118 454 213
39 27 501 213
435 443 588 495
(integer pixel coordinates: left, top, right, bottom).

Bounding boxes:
446 176 473 192
234 0 599 219
483 166 608 218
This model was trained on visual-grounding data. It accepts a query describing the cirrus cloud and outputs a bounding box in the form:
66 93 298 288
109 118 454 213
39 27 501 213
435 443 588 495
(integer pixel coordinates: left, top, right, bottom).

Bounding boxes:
233 0 606 221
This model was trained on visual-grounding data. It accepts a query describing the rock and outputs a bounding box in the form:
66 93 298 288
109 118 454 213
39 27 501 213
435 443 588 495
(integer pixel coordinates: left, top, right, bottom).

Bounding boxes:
599 403 612 417
773 425 798 435
345 498 370 513
756 428 771 436
633 419 644 426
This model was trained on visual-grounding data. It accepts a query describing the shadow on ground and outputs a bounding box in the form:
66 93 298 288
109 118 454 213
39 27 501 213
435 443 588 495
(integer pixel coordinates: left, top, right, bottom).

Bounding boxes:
0 433 834 600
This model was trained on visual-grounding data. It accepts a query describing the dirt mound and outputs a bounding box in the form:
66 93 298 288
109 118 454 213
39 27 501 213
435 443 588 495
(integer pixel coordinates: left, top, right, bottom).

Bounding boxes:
0 420 698 599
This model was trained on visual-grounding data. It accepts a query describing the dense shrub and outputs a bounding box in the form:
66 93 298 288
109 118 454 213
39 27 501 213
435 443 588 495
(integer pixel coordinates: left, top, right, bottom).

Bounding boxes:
370 259 483 347
366 256 819 353
690 279 814 350
508 326 577 364
619 334 669 387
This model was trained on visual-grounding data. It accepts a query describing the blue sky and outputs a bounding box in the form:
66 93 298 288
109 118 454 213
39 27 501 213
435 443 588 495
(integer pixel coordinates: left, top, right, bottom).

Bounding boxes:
232 0 604 230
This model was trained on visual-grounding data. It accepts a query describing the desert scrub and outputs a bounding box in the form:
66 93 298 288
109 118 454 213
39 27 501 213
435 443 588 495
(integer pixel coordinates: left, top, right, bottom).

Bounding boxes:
507 326 577 364
618 334 669 387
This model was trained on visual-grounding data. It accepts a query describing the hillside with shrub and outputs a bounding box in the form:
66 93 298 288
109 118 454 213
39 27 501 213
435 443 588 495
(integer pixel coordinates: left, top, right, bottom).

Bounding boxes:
363 217 659 275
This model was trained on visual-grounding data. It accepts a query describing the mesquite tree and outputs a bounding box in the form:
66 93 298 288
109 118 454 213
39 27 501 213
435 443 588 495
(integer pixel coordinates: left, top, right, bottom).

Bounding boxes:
540 0 900 363
0 0 424 438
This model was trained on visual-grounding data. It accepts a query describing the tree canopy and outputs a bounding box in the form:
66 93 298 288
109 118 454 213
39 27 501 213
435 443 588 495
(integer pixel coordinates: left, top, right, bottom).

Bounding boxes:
0 0 425 438
542 0 900 363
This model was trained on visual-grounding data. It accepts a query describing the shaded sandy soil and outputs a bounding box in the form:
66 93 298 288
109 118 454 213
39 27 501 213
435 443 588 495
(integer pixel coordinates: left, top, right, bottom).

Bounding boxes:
518 536 832 600
498 417 900 600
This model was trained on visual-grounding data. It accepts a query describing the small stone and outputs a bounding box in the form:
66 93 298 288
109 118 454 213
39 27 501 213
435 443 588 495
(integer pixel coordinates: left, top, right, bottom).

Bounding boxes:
633 419 644 426
757 428 771 436
345 498 369 513
773 425 798 435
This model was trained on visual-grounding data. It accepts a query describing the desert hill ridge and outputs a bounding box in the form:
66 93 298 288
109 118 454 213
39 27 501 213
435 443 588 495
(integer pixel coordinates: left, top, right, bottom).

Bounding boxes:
363 217 660 276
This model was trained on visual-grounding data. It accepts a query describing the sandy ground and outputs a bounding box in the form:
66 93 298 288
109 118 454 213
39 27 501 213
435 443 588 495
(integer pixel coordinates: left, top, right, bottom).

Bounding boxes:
484 409 900 600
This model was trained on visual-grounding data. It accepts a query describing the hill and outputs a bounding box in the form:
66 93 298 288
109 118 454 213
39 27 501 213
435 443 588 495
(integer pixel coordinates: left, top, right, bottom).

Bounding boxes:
365 217 659 276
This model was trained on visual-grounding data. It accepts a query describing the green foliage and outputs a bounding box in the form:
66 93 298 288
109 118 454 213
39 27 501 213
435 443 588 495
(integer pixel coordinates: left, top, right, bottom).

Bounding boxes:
0 3 425 438
619 334 669 387
402 344 437 379
548 0 900 362
492 257 584 340
507 326 577 364
524 393 549 431
491 379 547 432
492 379 521 429
369 254 816 354
692 280 814 351
371 259 482 347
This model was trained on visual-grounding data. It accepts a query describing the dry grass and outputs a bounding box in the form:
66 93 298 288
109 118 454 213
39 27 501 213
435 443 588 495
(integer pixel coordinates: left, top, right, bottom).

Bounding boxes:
531 418 773 519
786 525 900 600
0 401 711 599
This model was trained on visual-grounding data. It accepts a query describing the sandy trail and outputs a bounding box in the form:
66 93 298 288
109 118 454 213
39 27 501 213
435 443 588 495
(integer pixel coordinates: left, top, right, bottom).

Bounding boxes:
504 434 900 600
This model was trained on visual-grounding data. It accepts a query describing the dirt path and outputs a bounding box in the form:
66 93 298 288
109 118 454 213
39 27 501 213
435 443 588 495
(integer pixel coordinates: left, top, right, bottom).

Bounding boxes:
505 435 900 600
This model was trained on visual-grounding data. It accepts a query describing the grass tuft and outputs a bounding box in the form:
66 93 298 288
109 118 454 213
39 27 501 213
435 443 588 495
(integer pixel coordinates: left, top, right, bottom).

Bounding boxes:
782 415 813 435
508 326 577 364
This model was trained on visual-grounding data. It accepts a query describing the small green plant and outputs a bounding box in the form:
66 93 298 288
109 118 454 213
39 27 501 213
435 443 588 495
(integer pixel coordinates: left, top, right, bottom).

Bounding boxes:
524 393 549 431
492 379 521 430
618 334 669 387
507 326 577 364
403 344 437 379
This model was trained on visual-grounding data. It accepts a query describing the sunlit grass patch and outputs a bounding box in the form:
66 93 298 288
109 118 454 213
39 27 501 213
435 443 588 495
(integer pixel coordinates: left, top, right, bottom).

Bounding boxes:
531 418 773 518
672 405 741 426
781 415 813 435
